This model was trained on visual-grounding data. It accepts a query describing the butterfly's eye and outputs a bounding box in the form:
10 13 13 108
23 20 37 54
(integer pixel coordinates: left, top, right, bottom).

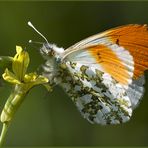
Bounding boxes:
50 50 55 56
45 49 55 56
40 43 56 59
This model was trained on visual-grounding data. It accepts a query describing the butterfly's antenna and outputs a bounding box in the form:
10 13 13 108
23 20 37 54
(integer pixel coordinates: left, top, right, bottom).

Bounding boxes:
29 40 44 45
28 21 49 44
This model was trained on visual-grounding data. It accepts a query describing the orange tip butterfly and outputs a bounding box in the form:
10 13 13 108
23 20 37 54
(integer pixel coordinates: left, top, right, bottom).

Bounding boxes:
28 21 148 125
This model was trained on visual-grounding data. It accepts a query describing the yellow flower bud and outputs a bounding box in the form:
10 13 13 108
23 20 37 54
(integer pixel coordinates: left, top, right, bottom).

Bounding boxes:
12 46 30 82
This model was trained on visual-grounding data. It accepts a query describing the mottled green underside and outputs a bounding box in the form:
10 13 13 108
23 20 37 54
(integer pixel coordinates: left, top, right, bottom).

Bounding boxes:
60 61 132 125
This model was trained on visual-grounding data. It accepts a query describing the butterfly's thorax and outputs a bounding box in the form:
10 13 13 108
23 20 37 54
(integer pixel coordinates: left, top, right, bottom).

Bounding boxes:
40 43 64 86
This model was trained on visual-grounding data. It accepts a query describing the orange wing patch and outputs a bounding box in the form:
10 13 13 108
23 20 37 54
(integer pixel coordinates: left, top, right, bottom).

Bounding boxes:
88 45 130 85
108 24 148 79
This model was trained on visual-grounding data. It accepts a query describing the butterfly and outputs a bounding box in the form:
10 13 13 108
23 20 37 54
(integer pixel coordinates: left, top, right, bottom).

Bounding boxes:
28 22 148 125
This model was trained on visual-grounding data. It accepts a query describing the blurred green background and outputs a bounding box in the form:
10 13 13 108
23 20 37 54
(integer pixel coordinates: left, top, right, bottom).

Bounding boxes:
0 1 148 147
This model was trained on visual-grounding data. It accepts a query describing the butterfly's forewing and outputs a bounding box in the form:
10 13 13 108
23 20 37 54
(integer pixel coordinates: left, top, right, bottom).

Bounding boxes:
64 44 134 85
60 24 148 124
63 24 148 79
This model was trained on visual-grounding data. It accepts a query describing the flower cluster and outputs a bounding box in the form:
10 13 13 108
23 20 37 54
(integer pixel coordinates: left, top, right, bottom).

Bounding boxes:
3 46 48 88
0 46 50 146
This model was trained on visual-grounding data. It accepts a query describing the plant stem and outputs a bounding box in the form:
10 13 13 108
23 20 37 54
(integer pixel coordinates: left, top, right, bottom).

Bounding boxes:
0 123 9 147
0 85 26 147
1 85 26 123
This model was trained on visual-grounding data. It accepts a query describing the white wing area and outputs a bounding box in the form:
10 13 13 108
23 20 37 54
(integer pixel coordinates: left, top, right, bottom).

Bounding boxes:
64 49 104 71
127 76 145 109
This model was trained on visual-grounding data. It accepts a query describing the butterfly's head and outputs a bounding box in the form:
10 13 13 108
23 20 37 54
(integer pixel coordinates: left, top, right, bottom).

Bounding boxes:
40 43 64 60
28 21 64 60
39 43 53 59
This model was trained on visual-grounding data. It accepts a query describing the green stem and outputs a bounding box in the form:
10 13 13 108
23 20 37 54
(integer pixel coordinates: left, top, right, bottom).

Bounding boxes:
1 84 27 123
0 84 27 147
0 123 9 147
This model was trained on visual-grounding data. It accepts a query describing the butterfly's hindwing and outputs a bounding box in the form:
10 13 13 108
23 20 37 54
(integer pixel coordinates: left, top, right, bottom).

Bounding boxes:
60 61 132 125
